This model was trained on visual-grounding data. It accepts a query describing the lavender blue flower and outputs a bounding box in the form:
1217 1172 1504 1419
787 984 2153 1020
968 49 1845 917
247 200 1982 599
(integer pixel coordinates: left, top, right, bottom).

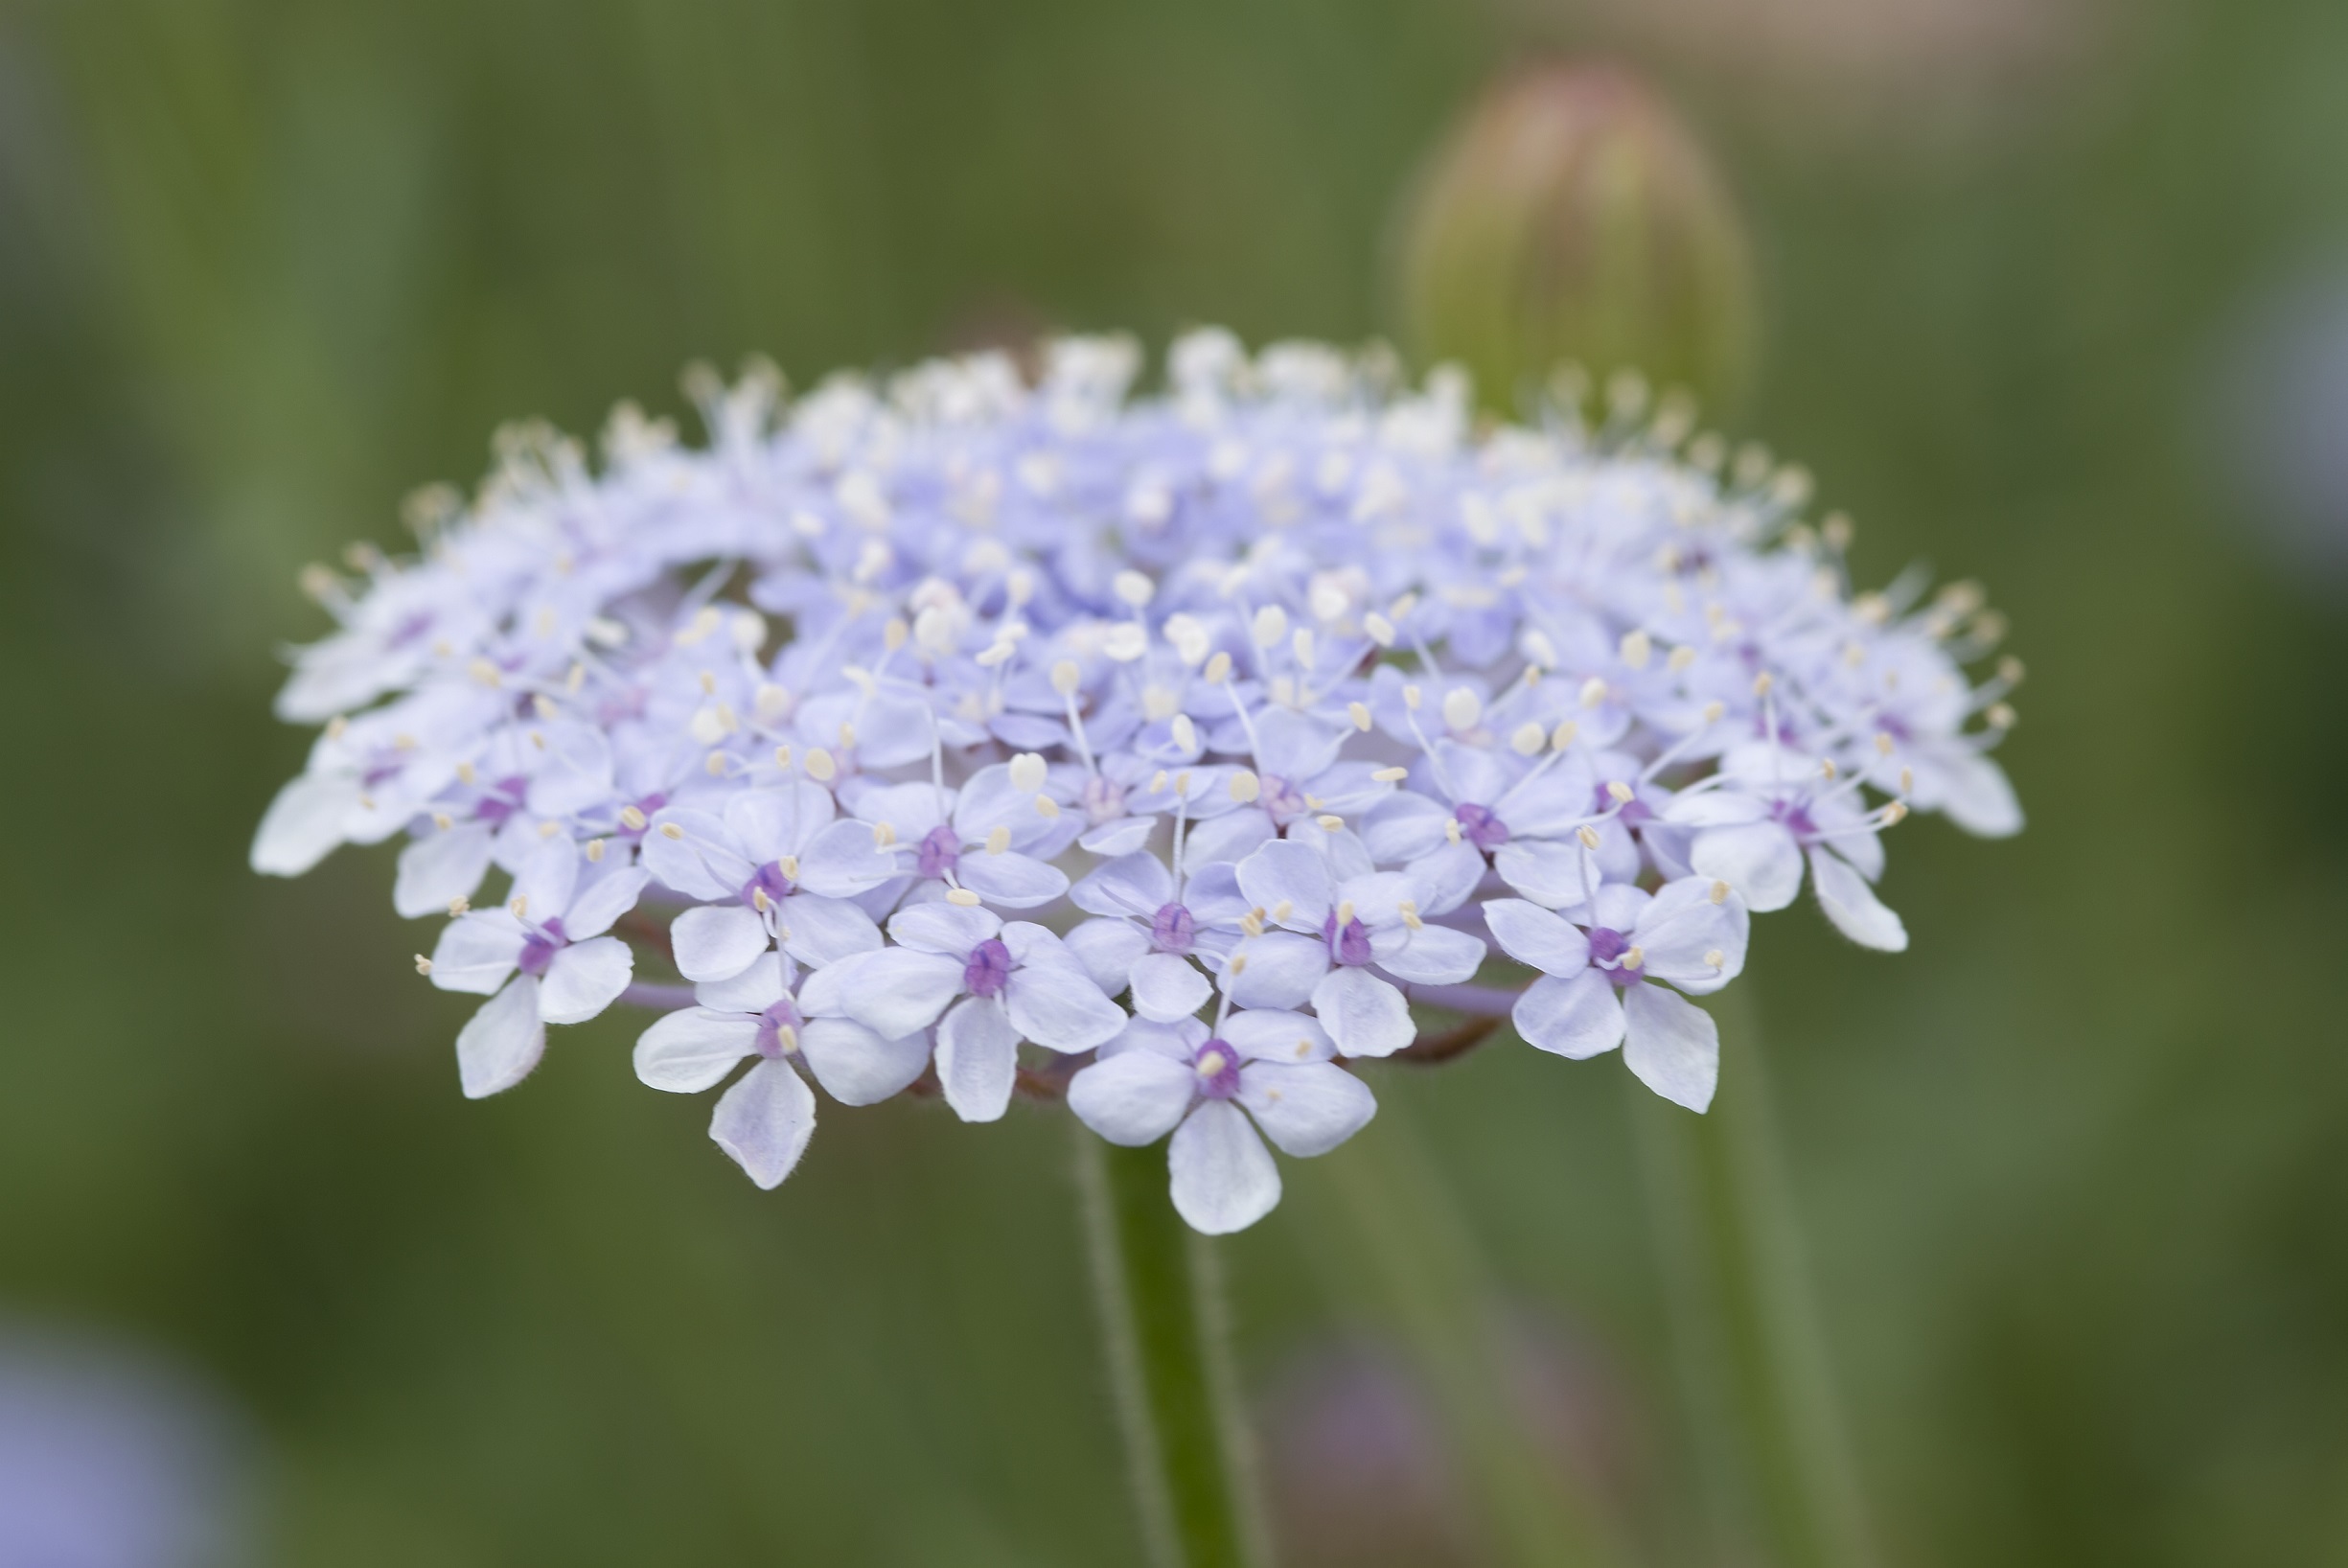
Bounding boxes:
255 331 2020 1232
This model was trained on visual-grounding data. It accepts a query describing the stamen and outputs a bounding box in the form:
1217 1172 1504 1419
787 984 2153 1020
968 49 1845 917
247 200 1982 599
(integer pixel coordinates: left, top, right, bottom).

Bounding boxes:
1441 687 1481 730
586 840 606 863
1606 780 1634 804
621 806 649 830
448 897 470 917
414 955 433 976
1371 766 1409 782
872 821 898 847
1577 825 1601 849
1204 652 1233 684
1510 723 1546 755
1271 900 1294 923
1704 949 1724 969
1229 771 1260 804
805 748 837 782
1579 677 1606 708
1363 611 1395 646
1347 701 1372 732
1317 814 1344 832
1009 752 1047 793
659 823 685 840
946 888 981 907
1551 720 1578 750
1710 880 1730 904
985 826 1010 855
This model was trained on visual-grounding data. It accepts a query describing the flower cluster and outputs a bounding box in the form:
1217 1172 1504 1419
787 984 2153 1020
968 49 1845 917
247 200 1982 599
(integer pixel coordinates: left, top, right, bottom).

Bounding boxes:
253 332 2021 1234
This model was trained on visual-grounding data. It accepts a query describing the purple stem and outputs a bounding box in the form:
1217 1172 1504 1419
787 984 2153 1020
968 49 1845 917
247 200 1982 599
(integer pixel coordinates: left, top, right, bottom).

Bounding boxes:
620 981 697 1011
1402 981 1525 1018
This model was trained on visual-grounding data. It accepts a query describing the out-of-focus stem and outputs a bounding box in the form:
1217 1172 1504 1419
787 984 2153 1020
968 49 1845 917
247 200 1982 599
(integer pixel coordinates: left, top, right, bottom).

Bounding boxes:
618 980 696 1010
1629 989 1875 1568
1077 1131 1270 1568
1320 1095 1622 1568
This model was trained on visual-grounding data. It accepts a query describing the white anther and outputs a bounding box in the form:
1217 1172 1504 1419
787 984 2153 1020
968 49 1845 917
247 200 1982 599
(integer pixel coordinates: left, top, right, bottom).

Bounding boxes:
619 805 648 831
1142 685 1180 720
1335 901 1355 925
1752 672 1775 697
752 887 771 913
1668 646 1695 672
1620 630 1652 669
946 888 982 907
1389 591 1418 620
510 895 529 919
804 749 837 782
881 617 909 655
1150 771 1169 795
1347 701 1373 732
1035 795 1062 819
1194 1049 1229 1080
659 823 684 841
1239 911 1265 937
1522 629 1557 669
1229 771 1261 804
1874 732 1896 756
1577 825 1601 850
772 745 794 772
1318 814 1344 832
469 657 501 688
1171 714 1198 752
776 856 801 883
1579 677 1607 709
1444 819 1462 845
1441 686 1482 731
1606 780 1634 804
1880 800 1910 825
1403 683 1423 711
1113 569 1155 607
1203 652 1233 684
705 751 728 775
1103 623 1148 661
1704 949 1725 969
537 819 560 838
871 821 897 848
533 693 559 721
1623 945 1645 971
1899 767 1914 794
1252 604 1289 648
447 897 470 917
1702 701 1725 723
1398 900 1422 930
1009 752 1047 793
456 760 477 785
431 812 454 832
984 825 1010 856
1226 954 1249 978
1174 771 1193 797
414 955 433 976
1820 758 1838 780
1371 766 1409 783
1551 720 1578 750
677 606 724 647
1363 611 1396 647
1270 901 1294 923
1989 703 2017 728
1710 880 1730 905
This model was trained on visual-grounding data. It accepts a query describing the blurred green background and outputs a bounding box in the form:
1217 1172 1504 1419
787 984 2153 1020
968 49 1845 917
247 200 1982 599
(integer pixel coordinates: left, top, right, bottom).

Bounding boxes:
3 0 2345 1562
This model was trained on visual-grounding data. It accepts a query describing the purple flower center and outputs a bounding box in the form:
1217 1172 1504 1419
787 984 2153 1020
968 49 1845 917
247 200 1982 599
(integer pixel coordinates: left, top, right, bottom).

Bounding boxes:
963 937 1013 1000
475 775 531 825
1082 773 1126 824
741 860 796 908
386 611 435 651
1259 773 1310 825
1771 800 1819 838
1150 902 1197 955
917 824 962 879
1592 781 1653 824
1453 801 1510 849
1322 911 1374 967
1193 1041 1242 1099
1586 925 1643 988
518 916 569 977
753 998 802 1059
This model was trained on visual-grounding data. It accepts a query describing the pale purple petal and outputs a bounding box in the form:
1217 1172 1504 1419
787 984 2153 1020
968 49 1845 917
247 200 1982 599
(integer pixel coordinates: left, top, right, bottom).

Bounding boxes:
693 950 790 1014
1003 959 1129 1053
671 904 769 982
1238 1061 1376 1157
710 1058 817 1188
1218 1009 1334 1064
1511 971 1624 1060
1070 852 1174 919
1065 917 1155 995
1168 1101 1281 1234
955 851 1070 909
1309 966 1416 1059
791 819 902 897
250 771 358 876
1367 923 1486 985
834 948 967 1037
1236 840 1333 930
1129 954 1212 1023
633 1008 760 1092
1219 932 1327 1009
1480 899 1592 978
886 900 1000 956
1690 821 1804 912
538 934 633 1024
775 894 884 967
1069 1050 1197 1145
456 976 545 1098
797 1017 932 1106
561 865 652 940
429 911 527 996
1623 982 1719 1112
1808 846 1907 952
395 824 494 918
935 996 1022 1122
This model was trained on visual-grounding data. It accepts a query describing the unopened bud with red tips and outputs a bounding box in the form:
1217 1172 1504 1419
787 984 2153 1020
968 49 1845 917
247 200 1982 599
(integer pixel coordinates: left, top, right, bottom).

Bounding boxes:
1392 60 1757 415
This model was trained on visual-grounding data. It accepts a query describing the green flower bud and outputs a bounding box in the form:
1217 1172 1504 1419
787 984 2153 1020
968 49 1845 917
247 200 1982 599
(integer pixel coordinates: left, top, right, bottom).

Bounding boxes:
1393 61 1758 416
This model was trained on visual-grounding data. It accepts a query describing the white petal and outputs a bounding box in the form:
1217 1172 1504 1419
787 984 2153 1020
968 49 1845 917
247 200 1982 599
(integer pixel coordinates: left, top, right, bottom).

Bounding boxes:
525 723 613 819
934 996 1022 1122
797 1017 932 1106
725 781 835 863
710 1059 817 1188
1220 932 1328 1010
694 950 790 1014
250 772 358 876
1481 899 1593 979
1511 971 1625 1059
1236 839 1333 931
1690 821 1804 912
1633 876 1749 996
955 851 1070 909
511 836 581 924
791 819 902 897
1237 1061 1375 1157
1068 1050 1198 1145
775 894 883 967
456 977 545 1098
1129 953 1212 1023
539 934 633 1024
886 900 1001 956
1623 983 1719 1112
834 948 967 1037
1308 967 1416 1059
633 1009 760 1092
1218 1009 1334 1064
1168 1101 1281 1234
1078 817 1157 856
1003 957 1129 1053
671 904 769 982
1367 923 1485 985
1065 917 1155 995
1808 846 1907 952
560 865 651 940
1360 793 1451 864
1492 840 1601 911
639 808 750 900
1935 748 2024 839
429 912 526 996
1070 852 1175 919
394 824 494 918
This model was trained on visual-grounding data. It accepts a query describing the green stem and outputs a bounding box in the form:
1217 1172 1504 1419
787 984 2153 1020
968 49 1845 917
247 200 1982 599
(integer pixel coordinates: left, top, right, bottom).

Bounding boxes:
1318 1095 1623 1568
1077 1130 1271 1568
1629 989 1875 1568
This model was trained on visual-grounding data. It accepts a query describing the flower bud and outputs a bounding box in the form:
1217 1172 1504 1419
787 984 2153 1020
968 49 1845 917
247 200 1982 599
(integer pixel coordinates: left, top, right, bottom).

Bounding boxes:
1393 61 1757 414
